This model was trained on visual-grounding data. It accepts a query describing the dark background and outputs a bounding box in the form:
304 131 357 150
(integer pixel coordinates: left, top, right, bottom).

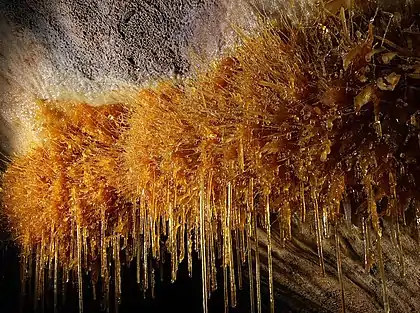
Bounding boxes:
0 239 311 313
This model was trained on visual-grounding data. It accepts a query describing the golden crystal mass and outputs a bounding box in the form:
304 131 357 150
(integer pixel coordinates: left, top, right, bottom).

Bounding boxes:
1 2 420 313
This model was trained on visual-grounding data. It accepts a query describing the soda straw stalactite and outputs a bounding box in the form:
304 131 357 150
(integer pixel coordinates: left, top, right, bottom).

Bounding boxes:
200 175 208 313
335 225 346 313
265 193 274 313
2 1 420 312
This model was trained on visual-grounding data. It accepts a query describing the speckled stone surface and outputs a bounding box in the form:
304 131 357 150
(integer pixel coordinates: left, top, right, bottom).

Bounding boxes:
0 0 257 153
1 2 419 313
1 0 223 82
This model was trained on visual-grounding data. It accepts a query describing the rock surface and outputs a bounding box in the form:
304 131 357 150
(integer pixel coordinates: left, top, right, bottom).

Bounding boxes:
0 0 256 153
0 1 419 313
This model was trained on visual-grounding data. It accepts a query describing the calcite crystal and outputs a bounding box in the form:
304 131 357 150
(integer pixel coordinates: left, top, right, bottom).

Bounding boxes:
2 1 420 312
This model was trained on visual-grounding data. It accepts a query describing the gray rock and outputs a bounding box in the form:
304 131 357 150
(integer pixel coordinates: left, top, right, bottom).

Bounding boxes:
0 0 256 153
0 0 223 82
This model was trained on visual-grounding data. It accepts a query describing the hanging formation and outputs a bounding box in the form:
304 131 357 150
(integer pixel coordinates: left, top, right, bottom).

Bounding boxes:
2 2 420 313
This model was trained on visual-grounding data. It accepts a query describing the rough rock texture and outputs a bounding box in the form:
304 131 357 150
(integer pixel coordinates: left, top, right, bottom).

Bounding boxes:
257 218 420 313
0 0 256 153
1 0 223 82
1 1 420 313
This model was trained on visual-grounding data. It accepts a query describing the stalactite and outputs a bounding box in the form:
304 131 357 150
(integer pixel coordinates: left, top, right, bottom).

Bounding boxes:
114 234 121 308
53 237 58 313
335 225 346 313
247 211 255 313
253 193 261 313
300 182 306 223
366 177 389 313
227 183 237 308
136 234 141 286
416 201 420 243
377 236 390 313
143 215 149 293
76 224 83 313
311 184 326 275
221 183 229 312
235 230 243 291
265 194 275 313
199 175 208 313
187 226 193 278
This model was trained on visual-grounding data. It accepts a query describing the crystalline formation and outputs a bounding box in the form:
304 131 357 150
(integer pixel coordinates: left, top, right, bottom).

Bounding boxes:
1 1 420 313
